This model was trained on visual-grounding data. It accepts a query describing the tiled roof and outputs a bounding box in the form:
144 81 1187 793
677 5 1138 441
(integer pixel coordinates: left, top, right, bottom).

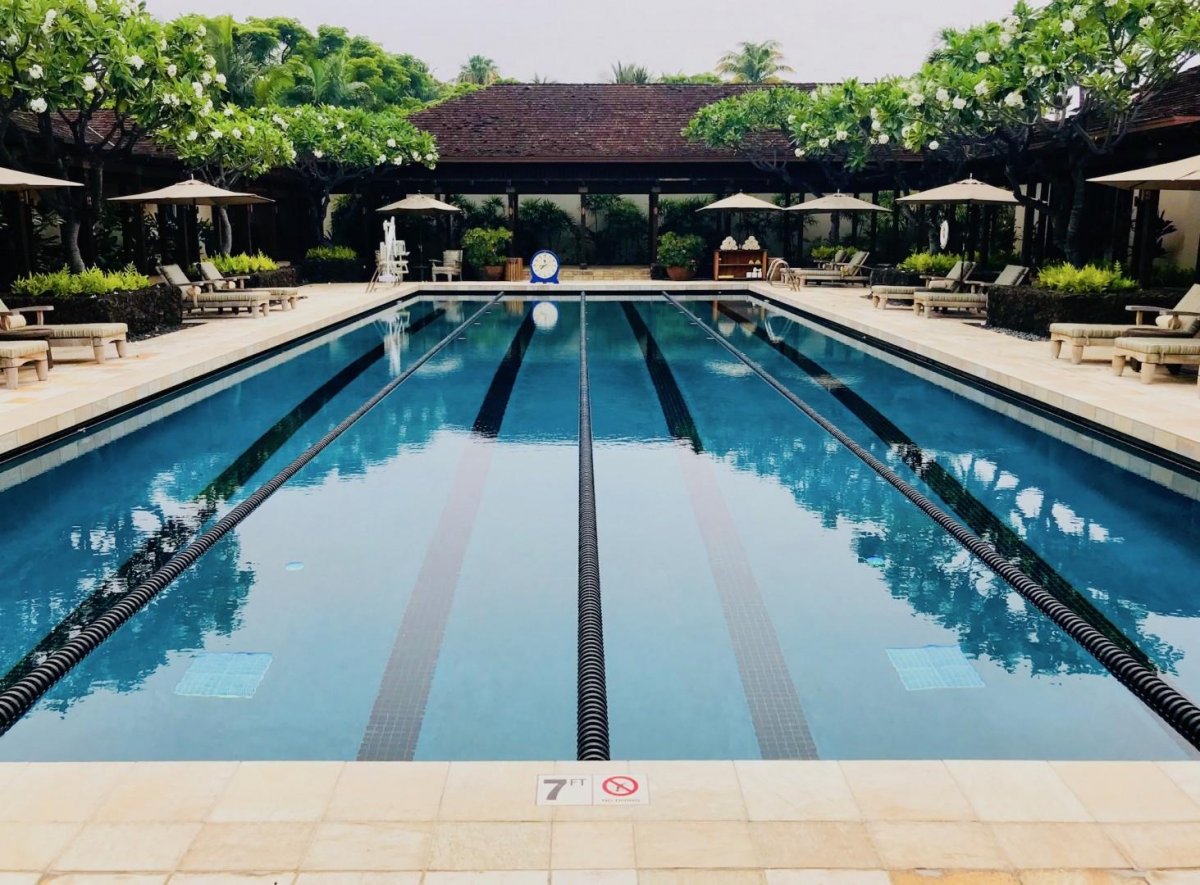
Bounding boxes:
410 83 802 162
1132 66 1200 129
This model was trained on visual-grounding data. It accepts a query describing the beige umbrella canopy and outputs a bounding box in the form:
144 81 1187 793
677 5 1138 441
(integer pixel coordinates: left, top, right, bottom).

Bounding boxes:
698 192 781 212
0 165 83 191
786 192 888 213
897 176 1018 205
1089 153 1200 191
376 193 461 214
109 178 273 206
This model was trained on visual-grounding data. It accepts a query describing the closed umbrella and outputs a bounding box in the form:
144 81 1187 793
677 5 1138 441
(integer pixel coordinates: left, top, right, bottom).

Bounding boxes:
0 165 82 275
786 192 887 257
110 179 273 266
1091 154 1200 282
898 176 1018 260
377 193 462 280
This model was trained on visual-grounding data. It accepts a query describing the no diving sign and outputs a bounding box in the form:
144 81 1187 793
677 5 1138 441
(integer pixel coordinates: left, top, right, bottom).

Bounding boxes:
536 773 649 806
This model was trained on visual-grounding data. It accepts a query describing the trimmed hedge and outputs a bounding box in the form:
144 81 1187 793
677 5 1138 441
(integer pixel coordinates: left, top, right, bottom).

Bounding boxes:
247 267 300 289
867 267 921 288
296 258 365 284
987 285 1184 337
3 284 181 338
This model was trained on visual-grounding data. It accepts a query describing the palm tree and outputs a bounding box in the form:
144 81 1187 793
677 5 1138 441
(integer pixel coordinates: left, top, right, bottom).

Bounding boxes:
610 62 653 84
715 40 793 83
290 51 368 106
203 16 270 107
458 55 499 86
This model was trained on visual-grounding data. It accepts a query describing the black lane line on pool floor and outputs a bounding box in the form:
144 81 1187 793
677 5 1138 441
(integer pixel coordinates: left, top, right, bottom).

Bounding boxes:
675 295 1200 751
0 306 448 694
717 302 1154 669
576 293 611 761
357 309 537 762
620 301 818 760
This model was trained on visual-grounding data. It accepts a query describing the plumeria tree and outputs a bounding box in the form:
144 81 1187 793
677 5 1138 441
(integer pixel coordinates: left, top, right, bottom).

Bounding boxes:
687 0 1200 262
0 0 224 269
263 103 438 245
163 106 295 253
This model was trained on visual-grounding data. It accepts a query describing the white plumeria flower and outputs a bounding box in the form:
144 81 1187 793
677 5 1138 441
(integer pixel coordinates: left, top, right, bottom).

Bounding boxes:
159 38 168 50
869 107 880 118
28 64 43 80
1071 4 1086 19
424 152 436 162
223 105 234 116
1003 15 1020 30
877 133 890 145
1004 91 1025 108
871 118 882 131
976 51 990 64
936 87 950 103
209 129 221 140
386 138 396 148
201 72 212 85
215 73 226 86
166 63 177 77
186 129 198 141
128 54 144 69
974 80 990 96
907 92 925 107
6 34 18 47
952 96 968 110
230 128 241 140
312 148 323 158
999 32 1012 47
793 147 804 157
204 55 216 69
1105 0 1118 5
247 124 255 134
1138 15 1154 27
82 74 98 91
29 97 48 113
201 99 213 115
192 81 203 97
835 129 848 141
1061 19 1076 33
928 140 940 150
86 0 97 10
336 121 345 130
393 156 403 165
376 154 386 164
786 114 795 124
196 24 206 37
818 137 830 148
411 151 421 161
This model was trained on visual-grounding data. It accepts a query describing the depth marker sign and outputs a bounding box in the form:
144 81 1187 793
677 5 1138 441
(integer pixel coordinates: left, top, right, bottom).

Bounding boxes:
536 773 649 806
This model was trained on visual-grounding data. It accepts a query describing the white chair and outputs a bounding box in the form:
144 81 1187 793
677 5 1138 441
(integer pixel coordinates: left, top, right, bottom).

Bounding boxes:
367 238 410 291
430 249 463 282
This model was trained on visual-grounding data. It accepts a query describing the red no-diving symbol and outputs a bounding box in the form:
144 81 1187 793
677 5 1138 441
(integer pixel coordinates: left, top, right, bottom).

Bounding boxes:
602 776 639 797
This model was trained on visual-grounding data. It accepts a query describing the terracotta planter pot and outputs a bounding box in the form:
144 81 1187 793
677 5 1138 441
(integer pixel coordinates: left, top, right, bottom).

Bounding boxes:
483 265 504 281
666 266 695 282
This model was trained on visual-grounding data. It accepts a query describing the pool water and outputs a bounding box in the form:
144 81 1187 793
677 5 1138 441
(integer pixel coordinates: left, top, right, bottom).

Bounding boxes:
0 294 1197 761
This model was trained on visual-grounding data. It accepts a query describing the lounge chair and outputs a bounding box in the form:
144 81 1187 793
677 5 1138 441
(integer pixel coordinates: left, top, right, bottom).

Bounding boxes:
791 252 871 288
1111 328 1200 395
197 262 299 311
871 260 975 309
0 340 49 389
815 249 847 270
1050 284 1200 363
158 264 271 318
912 263 1028 317
430 250 463 282
0 298 128 363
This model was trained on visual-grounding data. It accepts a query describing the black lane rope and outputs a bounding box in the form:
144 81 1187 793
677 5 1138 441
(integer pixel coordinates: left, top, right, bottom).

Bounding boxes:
0 294 505 735
576 293 611 761
668 293 1200 751
0 306 448 694
717 302 1153 669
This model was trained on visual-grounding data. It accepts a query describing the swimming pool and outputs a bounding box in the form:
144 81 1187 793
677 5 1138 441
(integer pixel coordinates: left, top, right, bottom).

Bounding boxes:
0 293 1198 761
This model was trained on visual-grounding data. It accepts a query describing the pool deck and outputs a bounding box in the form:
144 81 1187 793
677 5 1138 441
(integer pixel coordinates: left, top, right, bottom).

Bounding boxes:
2 759 1199 880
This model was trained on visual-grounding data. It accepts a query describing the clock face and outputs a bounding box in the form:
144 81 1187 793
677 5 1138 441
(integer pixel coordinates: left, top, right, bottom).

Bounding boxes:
531 251 559 277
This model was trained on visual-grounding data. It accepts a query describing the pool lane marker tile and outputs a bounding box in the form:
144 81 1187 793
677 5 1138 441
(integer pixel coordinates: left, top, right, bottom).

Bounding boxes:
175 652 272 698
886 645 985 691
357 311 537 762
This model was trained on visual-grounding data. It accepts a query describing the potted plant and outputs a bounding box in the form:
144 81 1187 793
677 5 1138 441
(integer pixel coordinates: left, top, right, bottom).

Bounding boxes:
658 232 704 281
462 227 512 281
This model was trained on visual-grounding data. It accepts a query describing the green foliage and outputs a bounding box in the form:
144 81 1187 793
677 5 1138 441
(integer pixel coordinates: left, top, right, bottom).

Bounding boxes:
660 72 723 84
457 196 507 230
1036 262 1137 294
657 232 704 268
461 227 511 267
212 252 278 273
898 252 959 275
516 198 576 261
715 40 793 83
1150 263 1196 288
988 286 1177 337
12 265 152 298
305 245 356 260
808 245 841 262
458 54 499 86
611 62 652 84
583 195 648 264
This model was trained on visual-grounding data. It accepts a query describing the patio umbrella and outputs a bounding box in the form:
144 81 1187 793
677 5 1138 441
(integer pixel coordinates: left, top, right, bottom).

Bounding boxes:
377 193 462 280
109 179 273 266
898 176 1018 260
1090 153 1200 281
698 191 780 244
786 192 887 256
0 165 82 275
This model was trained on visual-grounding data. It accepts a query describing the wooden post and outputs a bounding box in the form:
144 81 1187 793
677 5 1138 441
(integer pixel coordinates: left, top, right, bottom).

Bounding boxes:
892 190 903 260
648 190 659 265
507 189 519 256
1136 189 1160 286
578 190 587 269
869 191 878 256
780 191 790 259
1020 182 1036 265
1035 182 1051 264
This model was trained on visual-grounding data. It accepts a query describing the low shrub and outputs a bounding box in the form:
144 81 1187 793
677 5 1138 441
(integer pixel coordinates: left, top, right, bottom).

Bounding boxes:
808 244 841 262
462 227 512 269
3 285 181 338
657 232 704 269
987 285 1179 337
305 245 357 261
1150 262 1196 289
211 252 278 274
11 264 151 298
1035 262 1136 294
898 252 958 276
247 266 299 289
868 267 921 288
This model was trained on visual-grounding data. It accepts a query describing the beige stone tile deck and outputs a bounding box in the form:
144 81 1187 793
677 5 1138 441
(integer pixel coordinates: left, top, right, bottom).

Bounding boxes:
0 760 1193 879
748 282 1200 471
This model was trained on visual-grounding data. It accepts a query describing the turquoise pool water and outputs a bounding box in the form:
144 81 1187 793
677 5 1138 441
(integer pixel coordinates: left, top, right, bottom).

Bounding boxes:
0 294 1197 761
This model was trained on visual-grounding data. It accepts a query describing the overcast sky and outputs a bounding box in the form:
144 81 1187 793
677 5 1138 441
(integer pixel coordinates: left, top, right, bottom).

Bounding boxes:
142 0 1019 83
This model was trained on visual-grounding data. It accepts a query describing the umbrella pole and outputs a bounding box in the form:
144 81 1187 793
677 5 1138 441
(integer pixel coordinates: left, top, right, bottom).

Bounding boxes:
17 193 33 277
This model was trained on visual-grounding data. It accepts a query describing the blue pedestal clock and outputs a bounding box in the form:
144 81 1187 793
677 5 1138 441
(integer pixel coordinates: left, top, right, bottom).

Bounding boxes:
529 250 561 284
